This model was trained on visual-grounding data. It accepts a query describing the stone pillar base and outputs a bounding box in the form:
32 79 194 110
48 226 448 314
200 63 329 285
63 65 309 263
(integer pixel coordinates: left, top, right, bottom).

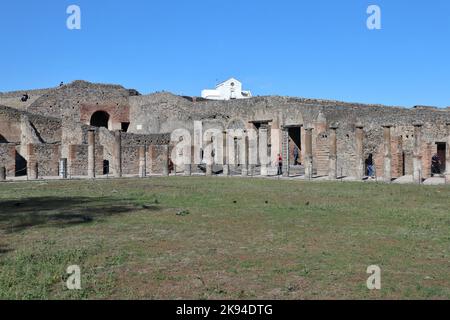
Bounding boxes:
445 174 450 184
384 157 392 183
241 165 248 177
223 164 229 176
206 165 213 176
184 164 191 176
260 165 268 177
328 156 337 180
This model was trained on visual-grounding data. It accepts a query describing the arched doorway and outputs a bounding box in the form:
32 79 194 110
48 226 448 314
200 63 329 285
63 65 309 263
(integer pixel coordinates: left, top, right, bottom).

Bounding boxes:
90 111 110 129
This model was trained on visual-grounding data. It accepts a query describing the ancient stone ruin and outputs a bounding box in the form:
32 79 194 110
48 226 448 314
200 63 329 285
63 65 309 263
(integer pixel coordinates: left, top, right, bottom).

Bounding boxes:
1 80 449 184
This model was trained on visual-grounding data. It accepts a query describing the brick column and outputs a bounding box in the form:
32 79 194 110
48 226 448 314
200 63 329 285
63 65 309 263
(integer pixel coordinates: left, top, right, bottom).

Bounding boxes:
113 131 122 178
446 122 450 183
88 130 96 179
139 146 146 178
304 128 313 179
383 125 392 183
223 131 230 176
282 128 289 177
27 144 38 180
259 127 268 176
355 125 364 180
413 124 423 184
0 166 5 181
328 125 338 180
162 145 170 176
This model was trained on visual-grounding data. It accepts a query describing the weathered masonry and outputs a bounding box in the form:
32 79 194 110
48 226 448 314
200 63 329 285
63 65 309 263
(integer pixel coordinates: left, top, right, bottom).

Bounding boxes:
1 80 449 184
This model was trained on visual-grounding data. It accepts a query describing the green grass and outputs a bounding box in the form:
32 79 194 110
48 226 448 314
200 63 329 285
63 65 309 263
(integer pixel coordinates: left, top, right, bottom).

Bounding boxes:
0 177 449 299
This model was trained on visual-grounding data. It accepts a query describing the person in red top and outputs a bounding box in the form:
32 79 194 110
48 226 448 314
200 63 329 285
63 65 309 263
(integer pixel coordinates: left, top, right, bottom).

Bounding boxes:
276 154 283 176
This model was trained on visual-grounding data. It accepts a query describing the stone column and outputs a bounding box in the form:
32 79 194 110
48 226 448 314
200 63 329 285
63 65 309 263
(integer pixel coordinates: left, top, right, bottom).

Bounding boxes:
259 127 268 176
114 131 122 178
304 128 313 179
183 143 192 176
328 125 338 180
162 145 170 176
270 119 282 172
27 144 38 180
241 134 249 177
413 124 423 184
88 129 96 179
0 166 6 181
139 146 146 178
383 125 392 183
223 131 230 176
247 128 257 176
204 136 213 176
282 128 290 177
59 158 68 179
355 125 364 180
446 123 450 183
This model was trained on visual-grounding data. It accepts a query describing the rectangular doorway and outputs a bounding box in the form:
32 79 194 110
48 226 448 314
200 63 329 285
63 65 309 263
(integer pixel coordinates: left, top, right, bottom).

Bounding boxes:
288 127 301 165
436 142 446 173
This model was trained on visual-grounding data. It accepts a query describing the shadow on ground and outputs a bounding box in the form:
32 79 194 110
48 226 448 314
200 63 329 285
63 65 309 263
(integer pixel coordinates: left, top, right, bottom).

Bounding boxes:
0 197 159 233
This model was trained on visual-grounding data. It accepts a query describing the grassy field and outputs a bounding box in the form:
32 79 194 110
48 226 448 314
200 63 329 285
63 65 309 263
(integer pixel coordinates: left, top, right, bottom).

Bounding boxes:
0 177 449 300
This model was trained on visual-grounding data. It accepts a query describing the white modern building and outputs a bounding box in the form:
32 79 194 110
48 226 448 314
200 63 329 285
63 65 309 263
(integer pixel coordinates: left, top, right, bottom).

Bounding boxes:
201 78 252 100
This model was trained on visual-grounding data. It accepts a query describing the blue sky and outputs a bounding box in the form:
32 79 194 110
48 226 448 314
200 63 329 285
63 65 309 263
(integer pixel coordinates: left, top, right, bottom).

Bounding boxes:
0 0 449 107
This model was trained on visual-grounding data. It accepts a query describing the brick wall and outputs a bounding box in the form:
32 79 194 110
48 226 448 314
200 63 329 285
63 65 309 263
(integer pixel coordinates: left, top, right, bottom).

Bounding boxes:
68 144 104 176
0 144 16 177
28 144 61 176
122 146 139 175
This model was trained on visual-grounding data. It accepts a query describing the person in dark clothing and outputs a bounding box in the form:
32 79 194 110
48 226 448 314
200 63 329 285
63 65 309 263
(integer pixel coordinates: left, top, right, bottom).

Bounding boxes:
431 154 441 175
365 154 374 177
276 154 283 176
293 146 299 165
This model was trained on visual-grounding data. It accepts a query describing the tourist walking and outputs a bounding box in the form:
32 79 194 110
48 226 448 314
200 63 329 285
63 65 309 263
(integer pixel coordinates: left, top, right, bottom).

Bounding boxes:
366 154 374 178
276 154 283 176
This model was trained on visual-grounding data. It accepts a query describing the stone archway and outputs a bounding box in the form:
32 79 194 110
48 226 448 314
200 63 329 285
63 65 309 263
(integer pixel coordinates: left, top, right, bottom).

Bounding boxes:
90 111 110 129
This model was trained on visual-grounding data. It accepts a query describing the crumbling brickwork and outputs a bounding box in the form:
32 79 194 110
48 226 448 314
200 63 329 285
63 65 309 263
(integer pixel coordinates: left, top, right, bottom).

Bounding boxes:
68 144 104 177
27 144 61 177
0 144 16 177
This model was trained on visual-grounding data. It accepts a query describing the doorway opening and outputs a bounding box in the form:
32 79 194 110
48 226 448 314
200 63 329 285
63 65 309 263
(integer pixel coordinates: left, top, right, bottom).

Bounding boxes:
90 111 110 129
103 160 110 175
121 122 130 132
436 142 446 174
15 152 27 176
288 126 302 165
